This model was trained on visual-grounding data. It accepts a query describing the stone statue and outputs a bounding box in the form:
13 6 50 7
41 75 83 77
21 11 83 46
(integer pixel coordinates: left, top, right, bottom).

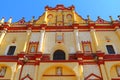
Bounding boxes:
0 67 7 76
56 67 62 75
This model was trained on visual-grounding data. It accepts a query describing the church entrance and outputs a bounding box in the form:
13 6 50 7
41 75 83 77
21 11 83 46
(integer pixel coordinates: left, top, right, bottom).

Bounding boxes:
53 50 65 60
41 65 77 80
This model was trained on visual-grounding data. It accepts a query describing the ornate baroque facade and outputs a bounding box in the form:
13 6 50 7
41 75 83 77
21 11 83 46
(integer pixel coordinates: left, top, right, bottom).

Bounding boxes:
0 5 120 80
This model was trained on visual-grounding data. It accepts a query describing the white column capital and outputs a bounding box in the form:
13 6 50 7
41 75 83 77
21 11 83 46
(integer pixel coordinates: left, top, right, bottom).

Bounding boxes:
116 27 120 32
40 29 45 33
26 30 31 35
26 29 31 33
90 28 96 32
74 28 78 32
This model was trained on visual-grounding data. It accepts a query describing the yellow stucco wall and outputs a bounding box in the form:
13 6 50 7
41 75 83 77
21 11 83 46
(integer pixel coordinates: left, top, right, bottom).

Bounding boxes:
0 62 17 80
43 32 76 54
96 31 120 54
0 32 27 55
105 61 120 80
38 62 79 80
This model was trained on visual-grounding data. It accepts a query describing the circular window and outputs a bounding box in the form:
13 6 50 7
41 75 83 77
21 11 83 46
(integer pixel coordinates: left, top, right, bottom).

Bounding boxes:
47 14 53 19
67 14 72 19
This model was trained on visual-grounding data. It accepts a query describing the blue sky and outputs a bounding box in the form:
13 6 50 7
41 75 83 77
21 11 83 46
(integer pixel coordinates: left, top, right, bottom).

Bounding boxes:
0 0 120 22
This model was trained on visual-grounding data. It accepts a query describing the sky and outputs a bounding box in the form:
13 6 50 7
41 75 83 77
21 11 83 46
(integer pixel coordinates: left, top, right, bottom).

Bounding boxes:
0 0 120 22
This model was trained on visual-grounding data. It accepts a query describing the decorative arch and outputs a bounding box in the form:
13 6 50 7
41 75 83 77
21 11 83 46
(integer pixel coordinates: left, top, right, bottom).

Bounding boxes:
50 43 69 60
40 64 77 80
110 64 120 78
53 50 65 60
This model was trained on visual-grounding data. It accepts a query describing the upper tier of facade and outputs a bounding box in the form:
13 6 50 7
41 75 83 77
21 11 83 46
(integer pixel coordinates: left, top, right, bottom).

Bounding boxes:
0 5 120 31
0 5 120 80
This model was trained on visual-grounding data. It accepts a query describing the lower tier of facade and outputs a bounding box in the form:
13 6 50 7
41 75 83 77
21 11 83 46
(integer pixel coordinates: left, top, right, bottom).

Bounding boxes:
0 52 120 80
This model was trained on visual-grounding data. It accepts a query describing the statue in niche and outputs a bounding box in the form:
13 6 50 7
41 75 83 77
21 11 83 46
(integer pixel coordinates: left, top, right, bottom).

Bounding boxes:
56 67 62 75
30 46 35 52
0 66 7 76
116 66 120 76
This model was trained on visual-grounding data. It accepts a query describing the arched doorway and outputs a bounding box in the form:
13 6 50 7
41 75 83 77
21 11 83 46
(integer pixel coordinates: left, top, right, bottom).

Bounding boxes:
53 50 65 60
41 65 77 80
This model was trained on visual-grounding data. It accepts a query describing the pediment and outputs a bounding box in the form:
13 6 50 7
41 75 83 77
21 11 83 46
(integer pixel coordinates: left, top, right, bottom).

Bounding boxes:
85 73 102 80
96 16 109 24
21 74 32 80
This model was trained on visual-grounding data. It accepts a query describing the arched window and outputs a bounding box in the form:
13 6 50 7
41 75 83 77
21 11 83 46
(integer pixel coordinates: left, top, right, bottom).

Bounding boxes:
7 46 16 55
53 50 65 60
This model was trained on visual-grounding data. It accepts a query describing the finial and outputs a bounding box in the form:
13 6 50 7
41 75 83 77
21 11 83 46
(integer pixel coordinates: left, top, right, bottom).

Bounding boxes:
98 16 100 19
30 16 35 23
71 5 75 10
0 17 5 24
45 5 49 11
22 17 25 20
118 15 120 20
8 17 12 24
109 16 113 22
87 15 90 21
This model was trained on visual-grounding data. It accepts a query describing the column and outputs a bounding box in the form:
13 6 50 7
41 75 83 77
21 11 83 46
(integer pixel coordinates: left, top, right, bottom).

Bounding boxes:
38 29 45 52
34 65 39 80
23 30 31 52
90 29 100 52
115 27 120 40
79 65 84 80
13 65 22 80
99 64 108 80
74 29 81 52
0 29 7 45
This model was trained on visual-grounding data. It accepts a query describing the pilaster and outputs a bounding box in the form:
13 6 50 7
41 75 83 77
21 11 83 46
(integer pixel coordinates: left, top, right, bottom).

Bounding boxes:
99 64 108 80
79 65 84 80
90 28 100 52
34 65 39 80
23 30 31 52
115 27 120 40
38 29 45 52
74 28 81 52
0 29 7 46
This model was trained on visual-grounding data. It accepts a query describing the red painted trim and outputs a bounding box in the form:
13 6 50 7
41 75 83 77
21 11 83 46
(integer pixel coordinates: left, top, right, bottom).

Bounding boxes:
21 74 33 80
1 53 120 65
98 64 103 79
85 73 102 80
19 64 24 80
112 78 120 80
0 22 119 32
40 60 79 63
0 79 11 80
45 5 74 10
43 75 75 77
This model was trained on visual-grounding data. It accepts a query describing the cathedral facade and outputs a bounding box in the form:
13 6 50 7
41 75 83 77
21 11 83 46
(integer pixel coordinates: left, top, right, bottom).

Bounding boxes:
0 5 120 80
